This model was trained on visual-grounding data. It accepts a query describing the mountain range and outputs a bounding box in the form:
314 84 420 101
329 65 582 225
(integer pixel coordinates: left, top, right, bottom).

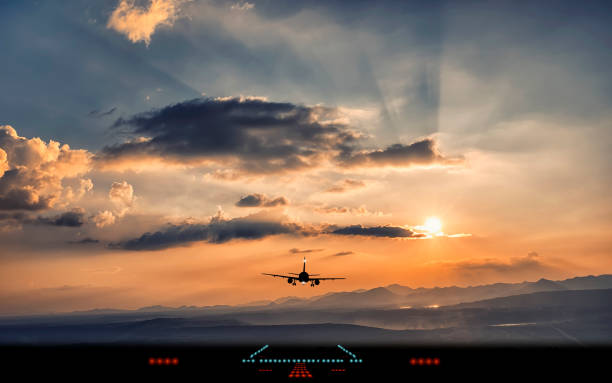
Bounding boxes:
1 274 611 345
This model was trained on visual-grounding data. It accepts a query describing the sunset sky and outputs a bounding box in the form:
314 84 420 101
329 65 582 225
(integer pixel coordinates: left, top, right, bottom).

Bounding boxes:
1 0 611 315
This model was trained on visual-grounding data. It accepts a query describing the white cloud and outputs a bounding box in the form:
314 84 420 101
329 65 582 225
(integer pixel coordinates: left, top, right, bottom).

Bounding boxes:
92 210 116 228
109 180 134 216
230 2 255 12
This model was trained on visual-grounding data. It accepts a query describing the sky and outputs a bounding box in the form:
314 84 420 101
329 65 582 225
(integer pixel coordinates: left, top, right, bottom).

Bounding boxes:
0 0 611 315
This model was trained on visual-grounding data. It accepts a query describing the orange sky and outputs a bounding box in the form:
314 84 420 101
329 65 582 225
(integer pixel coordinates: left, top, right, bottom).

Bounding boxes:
1 0 611 315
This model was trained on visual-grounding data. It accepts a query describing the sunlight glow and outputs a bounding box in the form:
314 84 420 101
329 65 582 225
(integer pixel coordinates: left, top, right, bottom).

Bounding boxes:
424 217 443 234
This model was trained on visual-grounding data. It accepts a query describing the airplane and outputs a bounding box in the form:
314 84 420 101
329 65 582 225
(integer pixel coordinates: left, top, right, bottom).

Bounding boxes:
262 257 346 286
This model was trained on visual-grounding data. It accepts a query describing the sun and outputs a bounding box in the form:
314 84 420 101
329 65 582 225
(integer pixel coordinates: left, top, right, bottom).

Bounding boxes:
424 216 443 234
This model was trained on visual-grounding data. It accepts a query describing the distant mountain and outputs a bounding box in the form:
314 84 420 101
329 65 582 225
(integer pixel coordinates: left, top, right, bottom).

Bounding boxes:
4 274 611 321
308 287 402 308
271 274 612 311
453 288 612 310
2 289 611 345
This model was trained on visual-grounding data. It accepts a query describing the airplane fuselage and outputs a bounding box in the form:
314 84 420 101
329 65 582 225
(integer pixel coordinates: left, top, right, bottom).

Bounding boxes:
298 271 309 283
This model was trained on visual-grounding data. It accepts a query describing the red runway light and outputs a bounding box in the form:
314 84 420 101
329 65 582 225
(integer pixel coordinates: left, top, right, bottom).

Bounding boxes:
165 358 171 365
410 358 416 365
157 358 163 365
434 358 440 365
418 358 424 365
426 358 432 365
172 358 179 365
149 358 155 365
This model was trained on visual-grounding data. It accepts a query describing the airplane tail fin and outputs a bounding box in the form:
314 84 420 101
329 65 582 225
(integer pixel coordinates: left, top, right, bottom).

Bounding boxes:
303 257 306 273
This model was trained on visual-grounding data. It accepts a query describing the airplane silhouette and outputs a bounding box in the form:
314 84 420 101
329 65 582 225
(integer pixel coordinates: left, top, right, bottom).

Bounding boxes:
263 257 346 286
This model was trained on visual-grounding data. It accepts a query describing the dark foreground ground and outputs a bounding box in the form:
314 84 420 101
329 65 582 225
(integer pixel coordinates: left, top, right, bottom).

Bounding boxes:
1 345 609 380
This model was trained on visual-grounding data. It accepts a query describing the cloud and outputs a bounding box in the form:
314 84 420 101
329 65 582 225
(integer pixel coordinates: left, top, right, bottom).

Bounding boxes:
314 205 386 216
106 0 187 46
109 181 134 215
0 126 92 211
0 212 26 232
289 248 323 254
112 213 444 250
92 210 116 228
97 97 459 175
338 138 464 168
332 251 354 256
68 237 100 245
329 224 426 238
0 208 87 228
88 107 117 118
35 209 85 227
0 148 8 178
235 193 288 207
98 97 362 174
230 2 254 11
443 252 552 277
112 211 314 250
325 179 365 193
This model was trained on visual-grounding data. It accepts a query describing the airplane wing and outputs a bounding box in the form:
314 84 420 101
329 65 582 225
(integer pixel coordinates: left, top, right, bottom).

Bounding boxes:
313 277 346 280
288 273 320 276
262 273 295 279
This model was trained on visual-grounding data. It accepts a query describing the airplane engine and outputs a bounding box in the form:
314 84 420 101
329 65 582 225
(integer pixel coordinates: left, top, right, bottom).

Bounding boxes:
287 278 293 284
314 279 320 285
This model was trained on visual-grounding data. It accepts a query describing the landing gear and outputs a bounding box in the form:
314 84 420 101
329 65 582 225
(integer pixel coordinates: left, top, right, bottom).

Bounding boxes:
310 282 315 287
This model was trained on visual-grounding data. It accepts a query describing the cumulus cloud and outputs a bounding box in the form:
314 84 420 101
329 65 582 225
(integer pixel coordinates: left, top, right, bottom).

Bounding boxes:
92 210 116 228
107 0 187 46
0 126 92 211
0 148 8 178
97 97 459 175
325 179 365 193
235 193 289 207
109 181 134 216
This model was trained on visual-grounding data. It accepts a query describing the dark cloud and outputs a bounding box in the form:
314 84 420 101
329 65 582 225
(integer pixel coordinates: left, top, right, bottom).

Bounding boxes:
114 215 435 250
0 184 55 211
35 210 85 227
235 193 289 207
289 248 323 254
68 237 100 245
88 107 117 118
98 97 360 173
97 97 459 173
0 209 85 228
112 214 313 251
338 138 462 167
329 224 426 238
332 251 354 256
